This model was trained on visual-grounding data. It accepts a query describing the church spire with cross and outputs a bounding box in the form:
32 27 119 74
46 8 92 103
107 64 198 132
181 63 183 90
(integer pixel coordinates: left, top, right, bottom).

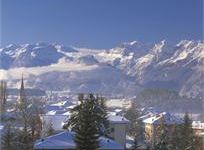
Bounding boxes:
19 74 26 103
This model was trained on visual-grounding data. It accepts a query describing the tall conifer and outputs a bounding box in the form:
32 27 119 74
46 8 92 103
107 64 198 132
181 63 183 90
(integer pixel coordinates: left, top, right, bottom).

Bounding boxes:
74 94 99 150
1 122 17 150
180 112 196 150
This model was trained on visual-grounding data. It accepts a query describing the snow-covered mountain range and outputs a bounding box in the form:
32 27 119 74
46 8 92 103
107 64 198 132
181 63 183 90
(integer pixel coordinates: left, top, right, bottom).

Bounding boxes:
0 40 203 98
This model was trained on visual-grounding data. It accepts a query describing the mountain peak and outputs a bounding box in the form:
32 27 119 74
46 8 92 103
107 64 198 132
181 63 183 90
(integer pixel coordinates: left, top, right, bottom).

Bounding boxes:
120 40 141 47
0 40 203 98
151 40 166 54
5 44 20 50
176 40 195 48
129 41 138 46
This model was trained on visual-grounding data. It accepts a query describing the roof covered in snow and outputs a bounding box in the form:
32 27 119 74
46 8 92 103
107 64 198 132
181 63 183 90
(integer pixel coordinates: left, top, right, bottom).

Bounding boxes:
108 114 129 124
43 109 129 124
192 121 204 130
34 131 124 150
34 131 75 149
46 110 70 115
142 112 183 125
50 101 72 107
140 107 162 114
44 101 75 113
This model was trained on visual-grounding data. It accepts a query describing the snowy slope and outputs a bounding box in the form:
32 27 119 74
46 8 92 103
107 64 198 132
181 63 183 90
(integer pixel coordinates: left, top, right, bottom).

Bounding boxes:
0 42 77 69
0 40 203 97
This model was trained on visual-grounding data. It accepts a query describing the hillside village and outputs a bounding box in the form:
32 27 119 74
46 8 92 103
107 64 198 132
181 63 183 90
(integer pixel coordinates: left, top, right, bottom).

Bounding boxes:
1 0 203 149
0 77 203 150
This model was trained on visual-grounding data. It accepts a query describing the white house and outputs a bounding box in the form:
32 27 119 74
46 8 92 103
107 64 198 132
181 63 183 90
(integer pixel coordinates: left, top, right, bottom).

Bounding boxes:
108 114 129 149
40 112 129 148
34 131 124 150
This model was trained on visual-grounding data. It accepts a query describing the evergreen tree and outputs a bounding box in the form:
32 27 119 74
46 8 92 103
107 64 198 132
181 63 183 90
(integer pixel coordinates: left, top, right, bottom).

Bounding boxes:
63 93 111 149
15 129 33 150
95 95 110 137
14 77 42 150
15 96 32 150
131 135 141 150
63 93 85 131
15 98 42 149
28 100 43 140
180 112 196 150
163 113 200 150
124 101 143 139
44 120 55 137
64 93 110 136
1 122 17 150
63 94 113 149
29 111 42 139
153 118 169 150
74 94 99 150
168 125 183 150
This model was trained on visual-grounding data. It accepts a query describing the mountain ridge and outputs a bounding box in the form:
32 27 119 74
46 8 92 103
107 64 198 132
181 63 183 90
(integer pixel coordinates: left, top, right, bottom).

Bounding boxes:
0 40 203 98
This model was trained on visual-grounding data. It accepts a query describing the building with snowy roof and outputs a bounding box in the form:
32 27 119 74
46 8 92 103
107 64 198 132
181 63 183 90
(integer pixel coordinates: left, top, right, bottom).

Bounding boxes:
142 112 183 142
108 114 129 148
44 101 75 112
34 131 124 150
192 121 204 137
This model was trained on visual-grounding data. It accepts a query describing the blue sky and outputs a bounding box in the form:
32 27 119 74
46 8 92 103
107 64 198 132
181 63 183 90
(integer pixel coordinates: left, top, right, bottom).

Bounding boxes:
1 0 203 48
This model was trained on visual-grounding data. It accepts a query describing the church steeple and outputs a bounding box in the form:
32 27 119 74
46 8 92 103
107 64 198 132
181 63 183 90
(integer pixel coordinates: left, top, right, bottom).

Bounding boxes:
20 74 24 91
19 74 26 103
